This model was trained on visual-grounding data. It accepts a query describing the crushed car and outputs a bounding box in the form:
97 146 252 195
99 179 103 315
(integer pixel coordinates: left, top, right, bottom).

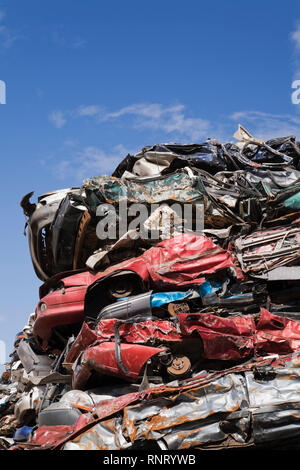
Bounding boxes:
2 125 300 450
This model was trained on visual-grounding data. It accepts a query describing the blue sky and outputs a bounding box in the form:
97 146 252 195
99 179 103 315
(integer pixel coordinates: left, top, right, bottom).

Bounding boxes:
1 0 300 359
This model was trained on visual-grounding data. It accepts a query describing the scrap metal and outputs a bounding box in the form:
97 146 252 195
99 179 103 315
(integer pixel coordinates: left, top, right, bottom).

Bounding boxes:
3 125 300 450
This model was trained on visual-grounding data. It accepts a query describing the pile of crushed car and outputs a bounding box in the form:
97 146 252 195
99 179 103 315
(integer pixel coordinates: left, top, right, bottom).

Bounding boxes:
2 125 300 450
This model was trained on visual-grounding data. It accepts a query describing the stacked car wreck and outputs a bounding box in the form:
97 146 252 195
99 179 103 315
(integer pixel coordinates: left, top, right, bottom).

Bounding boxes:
2 125 300 450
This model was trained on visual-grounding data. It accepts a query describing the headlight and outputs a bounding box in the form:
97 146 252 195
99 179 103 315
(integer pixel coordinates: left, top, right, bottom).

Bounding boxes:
39 302 47 313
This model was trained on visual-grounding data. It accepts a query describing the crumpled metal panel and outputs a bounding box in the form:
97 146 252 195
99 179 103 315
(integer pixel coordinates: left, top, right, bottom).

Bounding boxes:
245 364 300 443
132 142 227 176
256 308 300 355
83 171 204 210
20 189 86 281
35 233 236 349
62 356 300 450
30 425 74 448
112 135 300 179
51 194 86 274
65 322 97 363
72 342 165 388
0 415 18 437
179 313 255 360
86 233 238 300
64 418 130 450
140 233 238 286
64 373 249 450
96 314 254 362
282 191 300 210
97 319 180 344
96 309 300 365
234 225 300 274
122 374 248 447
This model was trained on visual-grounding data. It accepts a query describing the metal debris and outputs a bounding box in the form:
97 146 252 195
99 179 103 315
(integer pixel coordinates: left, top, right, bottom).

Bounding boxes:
3 125 300 450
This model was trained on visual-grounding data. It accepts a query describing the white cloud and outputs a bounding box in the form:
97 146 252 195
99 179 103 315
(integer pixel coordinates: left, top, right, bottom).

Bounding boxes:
55 144 131 180
230 110 300 140
46 106 300 182
104 103 184 120
103 103 210 140
134 107 210 141
63 138 76 147
52 30 65 47
52 28 86 49
0 26 19 49
73 37 87 49
289 23 300 81
36 88 44 100
75 105 103 117
291 24 300 51
49 102 211 141
49 110 67 129
0 9 22 51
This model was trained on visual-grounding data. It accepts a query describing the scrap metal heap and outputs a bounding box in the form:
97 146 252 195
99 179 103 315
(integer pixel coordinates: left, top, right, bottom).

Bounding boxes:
2 125 300 450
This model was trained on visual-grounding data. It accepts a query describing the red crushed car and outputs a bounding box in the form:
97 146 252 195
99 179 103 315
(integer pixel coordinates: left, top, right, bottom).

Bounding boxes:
34 233 237 350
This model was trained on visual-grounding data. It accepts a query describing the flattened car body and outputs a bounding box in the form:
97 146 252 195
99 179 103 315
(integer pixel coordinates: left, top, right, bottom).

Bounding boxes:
34 233 237 349
13 127 300 452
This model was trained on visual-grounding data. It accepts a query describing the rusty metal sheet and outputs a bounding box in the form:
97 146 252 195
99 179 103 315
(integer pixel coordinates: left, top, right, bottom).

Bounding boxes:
83 171 205 209
234 225 300 274
62 355 300 450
